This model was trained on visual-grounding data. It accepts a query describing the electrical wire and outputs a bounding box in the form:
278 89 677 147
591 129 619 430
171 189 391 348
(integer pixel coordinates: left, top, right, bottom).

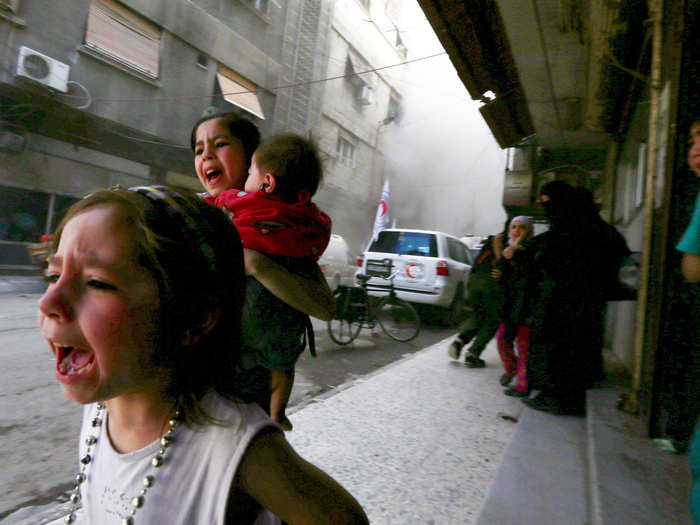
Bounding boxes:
0 38 451 107
61 51 448 103
0 7 461 156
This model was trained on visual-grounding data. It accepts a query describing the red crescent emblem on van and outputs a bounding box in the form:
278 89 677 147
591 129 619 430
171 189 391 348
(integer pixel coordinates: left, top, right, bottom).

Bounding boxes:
406 263 419 278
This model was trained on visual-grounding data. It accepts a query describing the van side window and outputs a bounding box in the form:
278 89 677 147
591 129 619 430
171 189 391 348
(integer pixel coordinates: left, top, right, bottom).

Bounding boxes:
447 238 467 264
447 239 456 261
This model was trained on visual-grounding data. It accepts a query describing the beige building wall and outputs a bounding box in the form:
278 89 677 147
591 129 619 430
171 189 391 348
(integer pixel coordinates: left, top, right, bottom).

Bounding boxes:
313 0 408 255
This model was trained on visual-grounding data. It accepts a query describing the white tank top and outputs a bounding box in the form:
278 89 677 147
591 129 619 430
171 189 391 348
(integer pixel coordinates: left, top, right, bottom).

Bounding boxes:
76 392 277 524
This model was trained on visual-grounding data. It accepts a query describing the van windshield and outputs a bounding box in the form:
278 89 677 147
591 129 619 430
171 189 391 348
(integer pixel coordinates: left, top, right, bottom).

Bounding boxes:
369 231 438 257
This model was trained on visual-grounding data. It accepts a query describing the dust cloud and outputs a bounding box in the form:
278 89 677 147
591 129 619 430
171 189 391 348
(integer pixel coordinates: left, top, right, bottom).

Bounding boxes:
382 3 507 239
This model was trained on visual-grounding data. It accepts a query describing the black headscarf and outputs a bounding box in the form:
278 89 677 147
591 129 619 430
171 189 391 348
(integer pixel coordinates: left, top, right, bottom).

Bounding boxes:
539 180 581 231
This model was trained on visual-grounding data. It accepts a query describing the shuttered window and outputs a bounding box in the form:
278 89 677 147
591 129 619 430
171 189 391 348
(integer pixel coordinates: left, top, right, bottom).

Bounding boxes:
85 0 161 77
216 65 265 120
345 49 375 88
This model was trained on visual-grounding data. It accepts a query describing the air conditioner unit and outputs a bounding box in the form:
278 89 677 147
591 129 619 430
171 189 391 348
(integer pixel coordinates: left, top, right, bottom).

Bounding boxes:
0 0 20 14
358 85 374 106
16 46 70 93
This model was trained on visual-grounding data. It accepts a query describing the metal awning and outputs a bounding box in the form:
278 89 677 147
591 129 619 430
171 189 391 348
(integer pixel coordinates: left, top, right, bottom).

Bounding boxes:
216 67 265 120
345 48 377 88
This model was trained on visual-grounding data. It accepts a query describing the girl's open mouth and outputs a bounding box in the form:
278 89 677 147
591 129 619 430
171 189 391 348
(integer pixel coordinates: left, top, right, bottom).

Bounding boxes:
55 344 95 377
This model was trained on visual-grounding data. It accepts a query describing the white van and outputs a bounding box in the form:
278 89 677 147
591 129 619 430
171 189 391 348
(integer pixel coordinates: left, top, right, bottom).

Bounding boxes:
357 229 473 323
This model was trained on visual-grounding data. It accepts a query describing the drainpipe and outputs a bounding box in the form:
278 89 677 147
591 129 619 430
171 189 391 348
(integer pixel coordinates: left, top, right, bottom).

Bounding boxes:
619 0 663 416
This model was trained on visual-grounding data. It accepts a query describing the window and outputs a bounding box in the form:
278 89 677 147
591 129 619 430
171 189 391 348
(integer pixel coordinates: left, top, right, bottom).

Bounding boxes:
85 0 161 77
447 238 467 264
387 94 402 123
395 30 407 59
369 231 438 257
345 49 377 106
0 186 48 243
196 52 208 69
0 187 79 243
336 136 356 168
216 65 265 120
345 50 368 88
357 85 374 106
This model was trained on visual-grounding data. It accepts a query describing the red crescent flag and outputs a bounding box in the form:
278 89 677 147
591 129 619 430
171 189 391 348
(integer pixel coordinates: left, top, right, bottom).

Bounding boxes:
372 179 390 241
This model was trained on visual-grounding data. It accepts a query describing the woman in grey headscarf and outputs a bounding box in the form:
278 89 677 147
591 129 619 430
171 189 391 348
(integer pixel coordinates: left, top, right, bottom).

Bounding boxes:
495 216 536 397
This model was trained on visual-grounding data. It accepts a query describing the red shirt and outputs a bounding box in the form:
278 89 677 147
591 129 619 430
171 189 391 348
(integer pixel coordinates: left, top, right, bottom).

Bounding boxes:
207 189 331 260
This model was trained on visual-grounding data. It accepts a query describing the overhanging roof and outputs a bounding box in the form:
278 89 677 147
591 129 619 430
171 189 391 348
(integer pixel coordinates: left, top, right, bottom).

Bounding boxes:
417 0 650 152
416 0 534 148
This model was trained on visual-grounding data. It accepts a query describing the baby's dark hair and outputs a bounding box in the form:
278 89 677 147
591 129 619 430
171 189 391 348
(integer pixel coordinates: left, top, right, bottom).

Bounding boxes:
255 133 323 202
190 112 261 169
51 186 246 426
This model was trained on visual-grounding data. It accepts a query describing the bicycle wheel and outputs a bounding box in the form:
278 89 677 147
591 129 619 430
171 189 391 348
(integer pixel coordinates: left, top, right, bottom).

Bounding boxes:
327 318 362 345
375 296 420 342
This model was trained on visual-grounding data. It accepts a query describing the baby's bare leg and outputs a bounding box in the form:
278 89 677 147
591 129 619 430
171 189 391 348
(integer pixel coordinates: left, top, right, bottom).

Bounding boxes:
270 368 294 431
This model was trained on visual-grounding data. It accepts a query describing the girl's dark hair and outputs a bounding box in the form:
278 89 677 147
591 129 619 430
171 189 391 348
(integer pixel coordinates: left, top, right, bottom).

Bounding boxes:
51 187 247 426
255 133 323 202
190 112 261 168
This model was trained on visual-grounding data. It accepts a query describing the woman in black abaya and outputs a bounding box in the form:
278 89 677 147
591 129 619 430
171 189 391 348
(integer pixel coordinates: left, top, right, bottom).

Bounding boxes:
525 181 628 415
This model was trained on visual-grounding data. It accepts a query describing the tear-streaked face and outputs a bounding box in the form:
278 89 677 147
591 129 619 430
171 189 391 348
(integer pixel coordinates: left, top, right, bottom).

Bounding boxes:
194 118 247 197
38 204 161 405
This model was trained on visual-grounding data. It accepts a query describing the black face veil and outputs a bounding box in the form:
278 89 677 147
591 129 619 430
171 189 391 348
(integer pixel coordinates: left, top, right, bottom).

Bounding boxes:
539 180 580 231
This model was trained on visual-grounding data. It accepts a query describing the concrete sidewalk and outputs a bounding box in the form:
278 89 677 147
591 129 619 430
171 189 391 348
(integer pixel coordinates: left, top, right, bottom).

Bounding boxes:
5 338 522 525
285 339 522 524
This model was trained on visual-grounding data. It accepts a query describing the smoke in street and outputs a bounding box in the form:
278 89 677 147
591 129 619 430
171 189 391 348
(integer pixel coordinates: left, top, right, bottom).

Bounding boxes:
383 5 507 238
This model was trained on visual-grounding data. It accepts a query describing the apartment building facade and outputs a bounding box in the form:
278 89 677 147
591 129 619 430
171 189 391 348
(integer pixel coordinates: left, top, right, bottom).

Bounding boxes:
311 0 407 254
0 0 327 267
0 0 413 268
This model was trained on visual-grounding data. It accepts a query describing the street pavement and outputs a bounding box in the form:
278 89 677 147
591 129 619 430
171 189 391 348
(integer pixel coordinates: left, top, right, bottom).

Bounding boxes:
2 275 522 524
0 290 82 518
0 274 45 295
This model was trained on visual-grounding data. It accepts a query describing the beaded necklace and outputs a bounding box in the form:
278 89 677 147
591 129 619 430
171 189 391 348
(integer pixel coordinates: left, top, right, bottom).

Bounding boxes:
65 402 180 525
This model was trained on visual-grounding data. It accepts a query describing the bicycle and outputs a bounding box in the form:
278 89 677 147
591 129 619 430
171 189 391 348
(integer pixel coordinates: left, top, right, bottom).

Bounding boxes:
327 265 420 345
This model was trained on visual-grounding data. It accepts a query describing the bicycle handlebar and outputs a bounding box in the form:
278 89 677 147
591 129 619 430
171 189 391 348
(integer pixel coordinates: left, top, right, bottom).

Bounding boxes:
358 270 400 283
